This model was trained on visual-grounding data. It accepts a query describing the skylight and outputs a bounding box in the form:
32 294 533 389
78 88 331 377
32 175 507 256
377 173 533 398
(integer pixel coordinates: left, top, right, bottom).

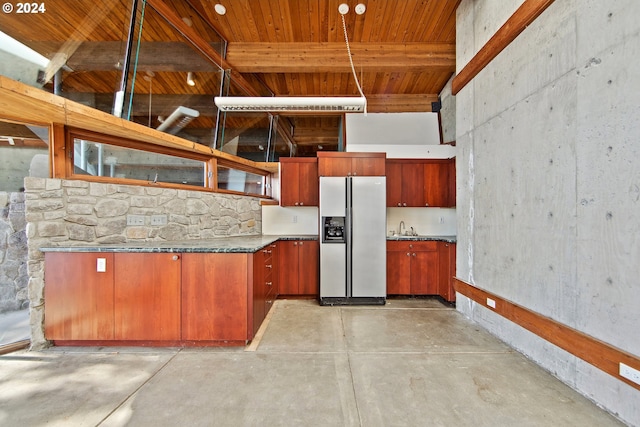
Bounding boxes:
0 30 49 68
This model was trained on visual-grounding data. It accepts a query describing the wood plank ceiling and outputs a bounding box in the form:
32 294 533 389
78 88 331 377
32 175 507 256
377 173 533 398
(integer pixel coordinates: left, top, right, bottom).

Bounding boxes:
0 0 459 156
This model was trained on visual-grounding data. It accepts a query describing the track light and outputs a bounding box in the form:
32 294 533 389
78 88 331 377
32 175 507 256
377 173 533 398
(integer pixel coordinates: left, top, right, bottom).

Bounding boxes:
186 72 195 86
214 96 366 113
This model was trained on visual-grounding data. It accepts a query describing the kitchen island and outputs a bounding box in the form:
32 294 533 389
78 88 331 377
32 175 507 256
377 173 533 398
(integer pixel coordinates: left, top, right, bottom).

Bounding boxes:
41 235 317 347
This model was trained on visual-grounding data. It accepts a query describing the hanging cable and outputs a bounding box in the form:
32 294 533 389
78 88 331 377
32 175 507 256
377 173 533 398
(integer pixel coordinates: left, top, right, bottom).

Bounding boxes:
341 13 367 115
127 0 148 120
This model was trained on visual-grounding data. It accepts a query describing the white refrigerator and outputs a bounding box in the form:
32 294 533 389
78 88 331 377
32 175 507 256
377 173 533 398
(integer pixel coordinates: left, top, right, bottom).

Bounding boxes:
319 176 386 305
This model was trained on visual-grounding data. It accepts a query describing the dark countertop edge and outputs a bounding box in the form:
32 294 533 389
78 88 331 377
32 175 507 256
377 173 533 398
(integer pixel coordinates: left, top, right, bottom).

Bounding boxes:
387 235 457 243
40 234 318 254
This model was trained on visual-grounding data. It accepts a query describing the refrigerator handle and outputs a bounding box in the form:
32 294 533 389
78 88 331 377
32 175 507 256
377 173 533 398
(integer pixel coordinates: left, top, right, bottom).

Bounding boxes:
346 177 353 297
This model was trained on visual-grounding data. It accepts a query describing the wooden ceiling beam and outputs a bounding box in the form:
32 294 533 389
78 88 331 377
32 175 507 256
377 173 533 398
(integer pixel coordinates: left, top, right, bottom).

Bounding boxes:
226 42 456 73
367 94 440 113
29 41 215 72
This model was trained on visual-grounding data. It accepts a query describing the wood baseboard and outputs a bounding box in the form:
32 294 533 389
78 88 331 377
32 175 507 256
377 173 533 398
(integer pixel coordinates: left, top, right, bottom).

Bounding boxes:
453 278 640 392
0 340 30 355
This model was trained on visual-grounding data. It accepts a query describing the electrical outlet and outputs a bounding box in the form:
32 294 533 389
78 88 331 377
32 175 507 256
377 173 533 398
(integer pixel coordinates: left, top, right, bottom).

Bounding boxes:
151 214 168 226
486 298 496 309
292 215 298 223
126 214 145 226
439 216 444 224
620 363 640 386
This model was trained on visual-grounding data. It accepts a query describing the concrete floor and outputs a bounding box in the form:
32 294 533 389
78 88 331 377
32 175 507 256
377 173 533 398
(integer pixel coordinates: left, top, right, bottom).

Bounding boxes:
0 299 625 426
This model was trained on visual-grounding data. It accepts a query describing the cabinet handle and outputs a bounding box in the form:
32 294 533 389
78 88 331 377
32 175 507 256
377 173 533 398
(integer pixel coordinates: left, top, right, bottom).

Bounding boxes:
299 241 304 245
265 264 272 269
406 252 411 256
300 202 304 206
263 249 272 254
425 203 429 207
172 255 179 261
409 244 413 249
347 172 351 176
412 253 416 257
266 281 273 286
353 171 357 176
267 300 273 305
294 242 298 246
294 202 299 206
397 202 401 207
403 203 407 207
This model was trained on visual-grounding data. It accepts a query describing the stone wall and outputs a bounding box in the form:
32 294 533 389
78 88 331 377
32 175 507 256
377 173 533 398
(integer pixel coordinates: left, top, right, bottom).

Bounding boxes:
0 192 28 313
24 177 262 349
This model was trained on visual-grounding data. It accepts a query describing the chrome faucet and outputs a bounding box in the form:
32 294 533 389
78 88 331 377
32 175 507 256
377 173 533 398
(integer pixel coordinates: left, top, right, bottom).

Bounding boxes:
398 220 405 236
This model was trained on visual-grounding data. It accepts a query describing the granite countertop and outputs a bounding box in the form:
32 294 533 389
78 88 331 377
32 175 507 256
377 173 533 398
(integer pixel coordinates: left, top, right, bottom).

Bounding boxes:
40 234 318 254
387 235 457 243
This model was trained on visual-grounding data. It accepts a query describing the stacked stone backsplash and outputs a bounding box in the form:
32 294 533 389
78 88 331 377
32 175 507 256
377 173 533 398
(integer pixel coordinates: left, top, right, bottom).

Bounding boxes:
24 177 262 349
0 191 28 313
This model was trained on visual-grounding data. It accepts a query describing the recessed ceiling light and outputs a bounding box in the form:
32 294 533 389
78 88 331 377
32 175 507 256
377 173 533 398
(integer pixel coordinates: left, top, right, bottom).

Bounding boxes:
338 3 349 15
214 3 226 15
355 3 366 15
182 17 193 27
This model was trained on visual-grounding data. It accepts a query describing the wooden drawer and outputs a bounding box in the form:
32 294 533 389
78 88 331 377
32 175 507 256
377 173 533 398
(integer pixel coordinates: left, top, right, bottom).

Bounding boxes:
387 240 438 252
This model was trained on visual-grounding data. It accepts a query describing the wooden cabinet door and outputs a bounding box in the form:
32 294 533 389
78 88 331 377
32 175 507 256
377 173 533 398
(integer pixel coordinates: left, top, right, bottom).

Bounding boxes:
386 162 403 207
437 242 456 302
280 159 318 206
297 240 319 296
298 161 319 206
44 252 114 341
114 253 181 341
352 157 385 176
410 251 439 295
402 162 426 207
448 158 456 207
386 250 411 294
181 253 249 341
280 161 300 206
278 240 300 294
318 156 352 176
424 161 450 207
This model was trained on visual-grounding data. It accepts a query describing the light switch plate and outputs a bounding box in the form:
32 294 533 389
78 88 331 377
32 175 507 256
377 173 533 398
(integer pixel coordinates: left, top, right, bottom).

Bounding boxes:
96 258 106 272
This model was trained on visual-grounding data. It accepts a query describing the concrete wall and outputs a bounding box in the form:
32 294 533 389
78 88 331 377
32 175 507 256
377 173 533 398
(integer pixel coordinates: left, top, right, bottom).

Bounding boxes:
0 192 28 313
24 177 262 349
455 0 640 424
439 76 456 144
0 147 49 192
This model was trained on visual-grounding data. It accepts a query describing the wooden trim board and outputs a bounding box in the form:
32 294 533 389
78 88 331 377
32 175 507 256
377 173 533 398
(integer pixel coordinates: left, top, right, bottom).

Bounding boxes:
453 278 640 391
452 0 556 95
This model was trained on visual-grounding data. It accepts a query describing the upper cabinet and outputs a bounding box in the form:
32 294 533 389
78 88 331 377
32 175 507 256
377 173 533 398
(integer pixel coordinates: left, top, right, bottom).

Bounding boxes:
387 160 425 207
424 161 450 207
279 158 319 206
317 152 386 177
386 159 455 207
